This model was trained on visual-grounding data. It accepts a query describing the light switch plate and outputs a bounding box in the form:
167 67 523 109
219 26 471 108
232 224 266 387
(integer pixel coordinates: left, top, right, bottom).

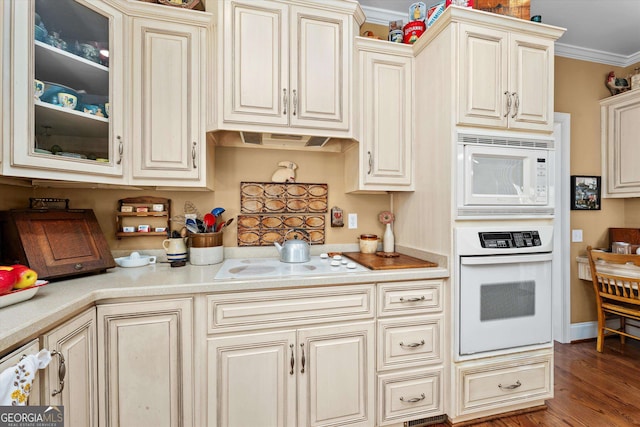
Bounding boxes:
348 213 357 229
572 229 583 242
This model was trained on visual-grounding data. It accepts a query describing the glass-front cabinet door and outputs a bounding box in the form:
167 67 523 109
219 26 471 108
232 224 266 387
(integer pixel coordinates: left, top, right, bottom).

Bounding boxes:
6 0 123 182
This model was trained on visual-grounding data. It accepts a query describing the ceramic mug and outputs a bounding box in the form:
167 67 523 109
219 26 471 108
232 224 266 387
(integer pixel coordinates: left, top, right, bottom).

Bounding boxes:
163 237 188 262
34 80 45 100
58 92 77 110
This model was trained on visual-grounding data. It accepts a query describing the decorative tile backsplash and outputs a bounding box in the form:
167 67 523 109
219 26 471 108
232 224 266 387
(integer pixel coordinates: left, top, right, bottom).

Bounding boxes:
238 182 327 246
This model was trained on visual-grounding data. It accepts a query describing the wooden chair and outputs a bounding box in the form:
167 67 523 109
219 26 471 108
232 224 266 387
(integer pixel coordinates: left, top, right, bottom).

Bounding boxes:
587 246 640 352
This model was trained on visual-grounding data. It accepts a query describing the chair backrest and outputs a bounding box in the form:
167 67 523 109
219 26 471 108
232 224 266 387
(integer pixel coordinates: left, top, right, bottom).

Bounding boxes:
587 246 640 305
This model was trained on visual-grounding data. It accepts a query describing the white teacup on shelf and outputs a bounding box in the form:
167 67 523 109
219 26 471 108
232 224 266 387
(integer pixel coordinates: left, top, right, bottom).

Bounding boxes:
58 92 77 110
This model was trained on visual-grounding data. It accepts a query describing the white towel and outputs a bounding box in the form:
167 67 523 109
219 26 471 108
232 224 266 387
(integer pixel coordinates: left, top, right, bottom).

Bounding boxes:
0 349 52 405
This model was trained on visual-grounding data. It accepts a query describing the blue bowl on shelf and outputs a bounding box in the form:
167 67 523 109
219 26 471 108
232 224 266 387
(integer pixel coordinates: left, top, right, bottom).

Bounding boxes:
34 25 47 42
40 82 80 109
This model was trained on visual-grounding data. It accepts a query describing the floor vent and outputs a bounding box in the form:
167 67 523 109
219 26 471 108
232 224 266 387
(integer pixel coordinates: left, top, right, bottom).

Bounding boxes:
404 414 447 427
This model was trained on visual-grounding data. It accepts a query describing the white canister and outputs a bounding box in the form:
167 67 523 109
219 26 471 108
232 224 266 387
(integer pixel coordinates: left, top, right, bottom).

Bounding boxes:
189 246 224 265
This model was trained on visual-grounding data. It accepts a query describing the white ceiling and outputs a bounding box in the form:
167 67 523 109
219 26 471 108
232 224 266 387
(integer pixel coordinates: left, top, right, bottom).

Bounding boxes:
358 0 640 67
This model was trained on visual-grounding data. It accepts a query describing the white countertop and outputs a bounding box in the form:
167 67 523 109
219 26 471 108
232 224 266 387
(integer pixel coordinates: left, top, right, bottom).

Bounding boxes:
0 246 448 353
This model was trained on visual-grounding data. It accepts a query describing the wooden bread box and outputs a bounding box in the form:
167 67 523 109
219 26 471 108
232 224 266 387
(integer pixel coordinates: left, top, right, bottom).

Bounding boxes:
0 209 115 280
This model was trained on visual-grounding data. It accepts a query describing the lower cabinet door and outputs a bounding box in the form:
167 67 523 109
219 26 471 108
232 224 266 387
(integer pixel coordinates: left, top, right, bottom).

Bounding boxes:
41 307 97 427
377 368 443 426
207 330 297 427
0 339 41 406
97 298 193 427
297 321 375 427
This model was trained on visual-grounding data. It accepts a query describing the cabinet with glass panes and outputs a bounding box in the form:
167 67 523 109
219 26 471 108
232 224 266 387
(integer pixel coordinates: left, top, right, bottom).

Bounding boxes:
4 0 124 182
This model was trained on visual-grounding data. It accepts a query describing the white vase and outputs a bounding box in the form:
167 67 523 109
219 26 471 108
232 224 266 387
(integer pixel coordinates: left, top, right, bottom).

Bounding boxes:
383 223 395 253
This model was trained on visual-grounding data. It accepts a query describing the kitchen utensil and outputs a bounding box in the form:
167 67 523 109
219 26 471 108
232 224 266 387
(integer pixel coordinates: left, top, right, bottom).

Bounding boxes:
221 217 234 229
211 207 225 217
203 213 215 232
185 218 199 234
273 229 310 263
114 252 157 268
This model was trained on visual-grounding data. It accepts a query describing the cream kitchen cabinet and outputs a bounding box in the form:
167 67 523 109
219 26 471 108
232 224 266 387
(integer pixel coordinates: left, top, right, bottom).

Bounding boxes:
4 0 213 189
209 322 374 427
0 339 41 405
216 0 362 137
206 285 376 427
41 307 97 427
453 349 552 421
600 89 640 197
4 0 125 182
457 22 556 132
345 37 413 193
97 298 194 427
376 280 444 426
128 7 213 189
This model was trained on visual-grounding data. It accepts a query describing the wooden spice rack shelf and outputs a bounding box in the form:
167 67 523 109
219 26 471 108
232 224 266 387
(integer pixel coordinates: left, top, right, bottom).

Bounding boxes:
115 196 171 239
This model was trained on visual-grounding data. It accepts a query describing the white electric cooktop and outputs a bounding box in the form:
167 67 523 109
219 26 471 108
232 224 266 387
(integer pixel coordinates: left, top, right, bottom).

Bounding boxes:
214 255 368 280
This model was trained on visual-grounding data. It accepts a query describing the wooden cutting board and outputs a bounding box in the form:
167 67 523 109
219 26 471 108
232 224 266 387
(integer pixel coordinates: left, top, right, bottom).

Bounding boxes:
342 252 438 270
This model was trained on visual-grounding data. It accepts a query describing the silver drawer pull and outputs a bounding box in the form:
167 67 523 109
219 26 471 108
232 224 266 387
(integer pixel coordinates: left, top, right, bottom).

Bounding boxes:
400 393 425 403
399 340 425 349
289 344 294 375
498 380 521 390
399 296 425 303
51 350 66 397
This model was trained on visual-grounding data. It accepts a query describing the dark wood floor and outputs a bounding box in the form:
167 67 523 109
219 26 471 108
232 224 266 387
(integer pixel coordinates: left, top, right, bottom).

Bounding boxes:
440 338 640 426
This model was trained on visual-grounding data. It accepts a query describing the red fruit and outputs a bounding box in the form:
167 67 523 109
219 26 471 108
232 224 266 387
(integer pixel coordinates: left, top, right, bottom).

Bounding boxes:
0 269 17 295
11 265 38 289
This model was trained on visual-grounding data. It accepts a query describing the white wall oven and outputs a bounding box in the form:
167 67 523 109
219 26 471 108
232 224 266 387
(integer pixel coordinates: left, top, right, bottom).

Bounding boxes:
456 132 555 218
455 226 553 360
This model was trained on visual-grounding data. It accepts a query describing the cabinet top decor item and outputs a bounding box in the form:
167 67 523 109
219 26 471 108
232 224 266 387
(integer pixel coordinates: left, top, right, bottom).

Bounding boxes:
157 0 203 10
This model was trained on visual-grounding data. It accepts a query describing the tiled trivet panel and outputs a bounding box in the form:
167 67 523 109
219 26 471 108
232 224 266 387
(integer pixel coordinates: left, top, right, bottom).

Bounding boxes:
238 182 328 247
240 182 328 213
237 215 325 246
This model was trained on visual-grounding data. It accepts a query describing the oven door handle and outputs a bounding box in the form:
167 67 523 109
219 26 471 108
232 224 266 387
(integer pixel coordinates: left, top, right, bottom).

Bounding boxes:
460 253 552 265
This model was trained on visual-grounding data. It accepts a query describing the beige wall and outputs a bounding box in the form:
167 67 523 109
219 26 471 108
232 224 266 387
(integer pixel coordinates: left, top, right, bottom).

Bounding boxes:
555 57 640 323
0 146 391 251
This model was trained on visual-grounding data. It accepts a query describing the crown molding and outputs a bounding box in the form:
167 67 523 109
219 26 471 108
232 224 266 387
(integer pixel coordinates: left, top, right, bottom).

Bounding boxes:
361 5 408 25
555 43 640 67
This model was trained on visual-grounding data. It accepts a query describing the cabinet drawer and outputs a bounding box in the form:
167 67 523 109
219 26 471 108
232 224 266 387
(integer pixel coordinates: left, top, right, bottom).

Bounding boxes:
207 284 374 333
378 280 443 317
377 367 443 426
378 316 442 371
457 351 552 415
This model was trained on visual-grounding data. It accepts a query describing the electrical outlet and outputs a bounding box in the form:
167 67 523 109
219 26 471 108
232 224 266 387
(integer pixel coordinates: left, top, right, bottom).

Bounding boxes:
348 213 357 229
572 229 583 242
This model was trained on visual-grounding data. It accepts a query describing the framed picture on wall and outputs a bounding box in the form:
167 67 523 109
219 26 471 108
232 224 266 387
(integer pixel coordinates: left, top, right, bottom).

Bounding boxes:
571 175 601 210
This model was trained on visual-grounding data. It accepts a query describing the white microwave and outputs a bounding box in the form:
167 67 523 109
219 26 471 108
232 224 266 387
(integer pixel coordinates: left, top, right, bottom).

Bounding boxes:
456 133 554 217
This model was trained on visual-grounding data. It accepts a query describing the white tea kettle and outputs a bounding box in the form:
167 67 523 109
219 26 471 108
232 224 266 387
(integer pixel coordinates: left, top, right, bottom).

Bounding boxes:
274 229 310 263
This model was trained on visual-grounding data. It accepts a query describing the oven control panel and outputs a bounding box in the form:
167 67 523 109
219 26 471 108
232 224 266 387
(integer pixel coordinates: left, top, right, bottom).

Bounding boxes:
478 231 542 249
